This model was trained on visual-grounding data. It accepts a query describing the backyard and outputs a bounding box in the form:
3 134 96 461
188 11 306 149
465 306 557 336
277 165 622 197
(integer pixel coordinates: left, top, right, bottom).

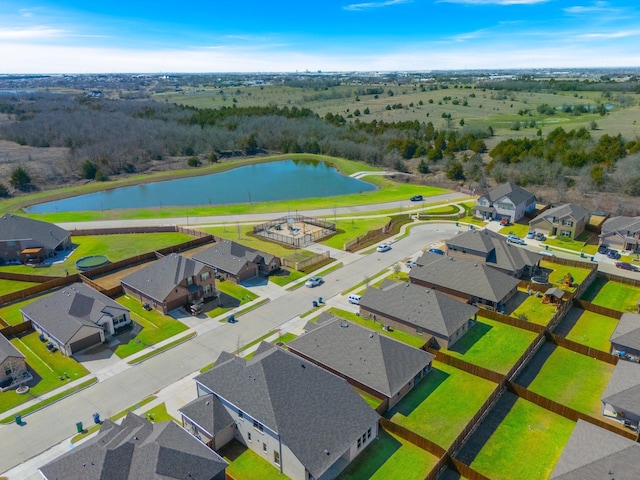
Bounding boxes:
386 361 498 448
337 429 438 480
509 292 559 327
442 318 538 374
562 308 619 351
223 443 289 480
469 396 575 480
540 260 594 292
0 279 38 297
581 276 640 313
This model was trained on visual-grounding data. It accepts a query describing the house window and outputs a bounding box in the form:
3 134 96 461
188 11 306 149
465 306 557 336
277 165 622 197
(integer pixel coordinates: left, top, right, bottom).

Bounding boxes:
561 230 572 237
254 420 264 433
357 438 361 449
274 451 280 465
552 217 559 223
201 271 211 281
247 432 252 442
187 276 194 286
368 428 372 439
362 433 367 445
263 442 267 453
203 284 212 295
562 220 574 227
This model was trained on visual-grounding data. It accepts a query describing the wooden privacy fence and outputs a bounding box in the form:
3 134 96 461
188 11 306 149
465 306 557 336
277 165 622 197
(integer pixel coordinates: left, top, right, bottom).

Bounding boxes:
547 332 618 365
281 251 331 271
0 273 80 306
477 308 546 334
426 348 504 384
546 256 596 270
572 298 623 319
0 271 59 283
71 225 178 236
379 418 446 458
344 215 411 252
0 321 32 338
598 271 640 287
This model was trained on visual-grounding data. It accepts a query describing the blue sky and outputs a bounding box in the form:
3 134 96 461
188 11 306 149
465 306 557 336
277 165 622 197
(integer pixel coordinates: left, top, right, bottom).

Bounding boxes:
1 0 639 73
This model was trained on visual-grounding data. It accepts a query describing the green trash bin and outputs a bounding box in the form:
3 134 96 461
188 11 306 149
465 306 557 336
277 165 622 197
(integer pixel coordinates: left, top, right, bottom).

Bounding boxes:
15 414 21 425
456 221 459 226
76 421 83 433
545 245 549 250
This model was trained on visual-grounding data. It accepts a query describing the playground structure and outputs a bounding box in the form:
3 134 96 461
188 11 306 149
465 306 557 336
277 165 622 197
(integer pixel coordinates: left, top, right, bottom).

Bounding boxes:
253 214 337 248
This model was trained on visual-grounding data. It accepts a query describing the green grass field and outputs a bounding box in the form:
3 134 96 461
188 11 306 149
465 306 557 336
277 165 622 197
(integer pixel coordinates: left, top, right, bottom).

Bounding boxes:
442 318 537 374
337 429 438 480
387 361 498 448
0 279 38 297
470 397 575 480
320 216 394 250
0 294 54 326
113 295 189 358
206 280 258 318
498 223 530 238
541 260 594 291
581 277 640 313
225 447 289 480
564 309 619 351
543 231 598 255
525 346 614 416
510 293 559 326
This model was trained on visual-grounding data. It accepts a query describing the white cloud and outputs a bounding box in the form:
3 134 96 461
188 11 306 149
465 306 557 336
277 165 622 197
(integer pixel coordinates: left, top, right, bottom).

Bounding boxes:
564 1 618 14
0 26 65 40
577 29 640 39
437 0 548 5
343 0 412 12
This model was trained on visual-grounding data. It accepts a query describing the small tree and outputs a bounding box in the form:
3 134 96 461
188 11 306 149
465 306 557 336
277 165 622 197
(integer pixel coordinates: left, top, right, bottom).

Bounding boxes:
187 157 201 167
81 160 98 179
0 182 10 198
10 167 31 190
446 160 465 181
208 151 218 163
417 159 430 174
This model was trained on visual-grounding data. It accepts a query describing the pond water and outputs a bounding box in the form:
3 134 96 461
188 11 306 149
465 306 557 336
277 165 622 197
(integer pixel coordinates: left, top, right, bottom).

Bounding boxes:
26 159 377 213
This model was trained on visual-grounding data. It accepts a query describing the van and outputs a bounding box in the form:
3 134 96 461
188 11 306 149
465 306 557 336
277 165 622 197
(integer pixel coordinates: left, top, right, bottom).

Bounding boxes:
348 294 361 305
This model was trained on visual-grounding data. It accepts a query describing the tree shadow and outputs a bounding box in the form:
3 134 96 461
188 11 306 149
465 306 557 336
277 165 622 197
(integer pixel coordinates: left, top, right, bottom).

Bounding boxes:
336 429 402 479
514 342 556 389
448 321 493 355
385 368 449 419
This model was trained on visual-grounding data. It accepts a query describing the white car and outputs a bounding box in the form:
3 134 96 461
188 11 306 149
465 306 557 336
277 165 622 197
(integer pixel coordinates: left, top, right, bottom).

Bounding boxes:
405 260 417 268
377 244 391 252
305 276 323 288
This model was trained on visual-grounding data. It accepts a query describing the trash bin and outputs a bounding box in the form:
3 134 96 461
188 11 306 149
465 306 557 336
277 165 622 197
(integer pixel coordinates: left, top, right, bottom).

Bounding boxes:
591 256 595 262
455 221 459 227
318 297 323 304
93 413 101 424
312 300 318 307
545 245 549 250
15 414 21 425
76 421 83 433
580 252 585 258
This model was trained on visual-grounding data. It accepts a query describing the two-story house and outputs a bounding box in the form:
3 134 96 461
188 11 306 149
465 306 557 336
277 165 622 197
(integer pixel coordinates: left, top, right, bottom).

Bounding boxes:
474 182 536 223
600 216 640 253
0 214 71 265
529 204 590 240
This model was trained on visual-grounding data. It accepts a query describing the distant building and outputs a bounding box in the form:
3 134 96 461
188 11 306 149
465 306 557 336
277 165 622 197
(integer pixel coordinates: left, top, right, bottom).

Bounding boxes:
474 182 536 223
529 204 590 240
0 214 71 265
600 216 640 253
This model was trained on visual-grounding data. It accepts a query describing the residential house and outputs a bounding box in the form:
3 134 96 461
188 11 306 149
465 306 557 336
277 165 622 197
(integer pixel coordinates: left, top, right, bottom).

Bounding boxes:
121 253 216 314
21 283 131 357
474 182 536 223
179 393 236 450
193 343 379 480
610 313 640 359
192 239 281 283
409 252 520 311
0 213 71 265
358 281 479 349
287 315 435 409
550 419 640 480
39 412 227 480
601 360 640 427
0 333 29 391
445 228 541 278
600 216 640 253
529 203 590 240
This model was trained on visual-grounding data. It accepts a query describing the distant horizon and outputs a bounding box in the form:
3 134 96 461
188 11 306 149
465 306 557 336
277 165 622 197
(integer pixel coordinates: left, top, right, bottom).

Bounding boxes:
1 0 639 74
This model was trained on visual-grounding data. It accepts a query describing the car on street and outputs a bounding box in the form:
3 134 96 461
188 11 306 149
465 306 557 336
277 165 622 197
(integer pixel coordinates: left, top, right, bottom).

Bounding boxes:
410 195 423 202
534 233 546 241
427 248 445 255
507 235 525 245
305 276 323 287
377 244 391 252
615 262 639 272
405 260 417 268
598 244 608 254
607 249 621 259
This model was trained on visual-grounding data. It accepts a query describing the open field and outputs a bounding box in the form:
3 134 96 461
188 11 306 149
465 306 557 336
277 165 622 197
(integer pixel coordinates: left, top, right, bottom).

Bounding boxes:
581 276 640 313
563 308 618 351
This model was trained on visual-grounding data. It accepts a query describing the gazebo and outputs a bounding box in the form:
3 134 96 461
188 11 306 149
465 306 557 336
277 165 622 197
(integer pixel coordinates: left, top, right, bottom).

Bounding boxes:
543 287 564 305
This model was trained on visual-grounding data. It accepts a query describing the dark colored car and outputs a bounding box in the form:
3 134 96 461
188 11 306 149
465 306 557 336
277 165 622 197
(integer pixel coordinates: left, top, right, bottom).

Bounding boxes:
428 248 445 255
615 262 639 272
597 244 608 254
534 233 546 241
410 195 423 202
607 249 621 259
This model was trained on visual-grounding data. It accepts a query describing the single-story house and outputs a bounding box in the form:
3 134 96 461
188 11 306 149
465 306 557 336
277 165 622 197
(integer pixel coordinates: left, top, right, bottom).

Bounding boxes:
409 252 520 311
179 393 236 450
0 333 30 391
474 182 536 223
0 214 71 265
529 203 590 240
600 216 640 253
358 281 479 349
192 239 281 283
611 313 640 360
445 228 541 278
39 412 227 480
193 343 379 480
21 283 131 357
121 253 217 314
550 419 640 479
601 360 640 427
287 315 435 410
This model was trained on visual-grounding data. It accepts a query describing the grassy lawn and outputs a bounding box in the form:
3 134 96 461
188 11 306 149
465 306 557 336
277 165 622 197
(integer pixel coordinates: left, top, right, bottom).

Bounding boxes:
327 307 427 349
269 268 305 286
272 332 297 344
510 293 559 327
541 260 593 292
543 231 598 255
113 295 189 358
143 402 177 423
206 281 258 318
0 331 89 413
0 279 38 296
225 446 289 480
498 223 530 237
320 216 395 250
387 361 497 448
525 346 615 416
564 309 619 351
581 277 640 313
442 318 537 374
470 397 575 480
337 429 438 480
371 270 408 288
354 387 384 409
0 295 53 326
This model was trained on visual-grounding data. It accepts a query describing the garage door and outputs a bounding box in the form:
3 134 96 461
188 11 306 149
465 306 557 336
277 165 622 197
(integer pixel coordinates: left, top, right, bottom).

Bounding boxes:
70 332 102 354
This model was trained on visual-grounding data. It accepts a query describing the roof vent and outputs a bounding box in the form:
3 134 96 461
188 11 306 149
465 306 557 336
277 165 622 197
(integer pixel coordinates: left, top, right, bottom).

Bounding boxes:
301 364 305 369
425 289 430 293
369 333 374 338
324 449 330 455
474 263 478 267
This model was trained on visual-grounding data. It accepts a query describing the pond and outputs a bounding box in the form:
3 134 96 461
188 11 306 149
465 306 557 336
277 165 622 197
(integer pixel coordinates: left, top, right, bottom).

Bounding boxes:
26 159 377 213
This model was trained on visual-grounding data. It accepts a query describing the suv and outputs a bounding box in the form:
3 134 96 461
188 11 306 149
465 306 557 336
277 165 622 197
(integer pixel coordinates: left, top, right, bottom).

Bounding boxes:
305 276 323 288
507 235 525 245
377 244 391 252
410 195 423 202
405 260 417 268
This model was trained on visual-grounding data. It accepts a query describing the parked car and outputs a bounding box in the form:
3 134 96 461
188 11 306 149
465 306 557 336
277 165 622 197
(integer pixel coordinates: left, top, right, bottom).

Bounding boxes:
507 235 525 245
526 231 535 239
607 249 621 259
615 262 639 272
534 233 546 241
410 195 423 202
500 218 509 226
427 248 445 255
348 294 362 305
597 244 608 254
305 276 323 288
377 244 391 252
405 260 417 268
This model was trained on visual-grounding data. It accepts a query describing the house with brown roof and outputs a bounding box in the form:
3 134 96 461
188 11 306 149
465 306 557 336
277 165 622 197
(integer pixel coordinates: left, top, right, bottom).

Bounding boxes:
358 281 479 349
288 315 435 409
474 182 536 223
120 253 216 314
0 214 71 265
600 216 640 253
529 203 590 240
0 334 29 391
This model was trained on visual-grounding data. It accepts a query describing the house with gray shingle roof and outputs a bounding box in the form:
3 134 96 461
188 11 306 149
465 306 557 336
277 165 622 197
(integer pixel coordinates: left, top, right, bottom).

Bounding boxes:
0 214 71 265
39 412 227 480
550 419 640 480
410 252 520 311
474 182 536 223
192 239 281 283
287 316 434 409
445 228 541 278
359 281 478 349
600 216 640 253
610 313 640 358
21 283 130 357
0 333 29 391
194 344 379 480
529 203 590 240
120 253 216 314
601 360 640 427
179 393 235 450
